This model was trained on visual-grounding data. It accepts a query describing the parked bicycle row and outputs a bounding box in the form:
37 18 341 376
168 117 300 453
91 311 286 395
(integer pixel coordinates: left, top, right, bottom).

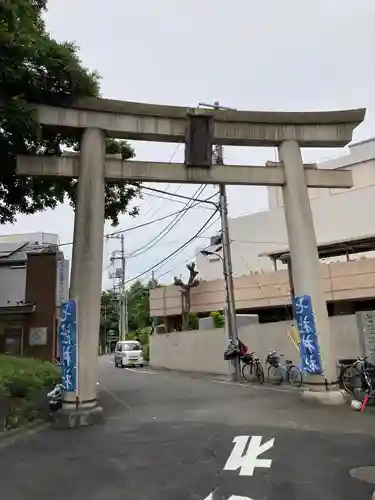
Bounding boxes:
339 356 375 412
224 339 303 388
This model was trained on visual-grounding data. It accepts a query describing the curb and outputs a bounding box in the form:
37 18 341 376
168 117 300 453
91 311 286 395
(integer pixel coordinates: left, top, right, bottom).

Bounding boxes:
150 366 225 379
0 419 49 450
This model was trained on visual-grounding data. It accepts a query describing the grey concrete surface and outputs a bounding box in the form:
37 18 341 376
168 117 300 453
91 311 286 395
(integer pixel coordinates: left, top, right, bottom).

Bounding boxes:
1 355 375 499
17 155 354 188
21 98 364 146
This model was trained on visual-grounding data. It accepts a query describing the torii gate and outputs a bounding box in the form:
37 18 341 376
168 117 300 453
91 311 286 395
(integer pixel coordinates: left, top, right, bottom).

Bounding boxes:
16 98 365 425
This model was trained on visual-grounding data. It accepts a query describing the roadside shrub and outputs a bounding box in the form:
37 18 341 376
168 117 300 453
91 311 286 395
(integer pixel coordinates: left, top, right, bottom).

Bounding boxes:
210 311 225 328
0 356 60 430
143 344 150 361
188 312 199 330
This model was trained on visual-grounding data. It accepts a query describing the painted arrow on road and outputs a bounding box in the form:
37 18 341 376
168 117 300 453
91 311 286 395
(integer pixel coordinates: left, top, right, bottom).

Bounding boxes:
204 493 253 500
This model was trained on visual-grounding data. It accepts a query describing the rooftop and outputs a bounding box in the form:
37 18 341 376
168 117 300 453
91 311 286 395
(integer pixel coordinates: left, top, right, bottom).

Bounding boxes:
259 234 375 262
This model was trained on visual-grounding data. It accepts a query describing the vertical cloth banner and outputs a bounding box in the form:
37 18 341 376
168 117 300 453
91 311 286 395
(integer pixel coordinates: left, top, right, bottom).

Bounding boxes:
58 300 78 392
292 295 323 374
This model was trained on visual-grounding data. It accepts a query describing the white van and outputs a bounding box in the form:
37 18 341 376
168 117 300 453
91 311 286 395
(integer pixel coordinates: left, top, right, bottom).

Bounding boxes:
114 340 144 368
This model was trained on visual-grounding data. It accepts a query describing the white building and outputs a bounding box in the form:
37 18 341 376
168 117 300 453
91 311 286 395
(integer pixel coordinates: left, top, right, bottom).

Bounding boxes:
0 232 60 246
0 232 70 308
196 138 375 281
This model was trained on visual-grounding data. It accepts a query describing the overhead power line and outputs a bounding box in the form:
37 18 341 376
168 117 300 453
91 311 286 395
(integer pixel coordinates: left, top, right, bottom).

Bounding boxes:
128 184 206 259
36 194 215 251
138 184 218 208
139 144 183 221
142 190 208 207
154 214 221 280
124 210 219 285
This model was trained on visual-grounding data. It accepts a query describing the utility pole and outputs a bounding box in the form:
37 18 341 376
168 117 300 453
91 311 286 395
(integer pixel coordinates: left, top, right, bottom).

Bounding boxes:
198 100 241 382
151 271 157 333
120 234 128 341
103 304 107 353
107 234 127 340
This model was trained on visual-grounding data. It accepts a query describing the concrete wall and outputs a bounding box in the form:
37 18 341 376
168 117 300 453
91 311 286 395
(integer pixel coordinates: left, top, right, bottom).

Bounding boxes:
150 315 360 375
199 313 258 331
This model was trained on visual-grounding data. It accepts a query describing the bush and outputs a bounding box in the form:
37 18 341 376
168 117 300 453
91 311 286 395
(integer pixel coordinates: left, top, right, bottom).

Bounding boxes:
188 312 199 330
210 311 225 328
0 356 60 430
143 344 150 362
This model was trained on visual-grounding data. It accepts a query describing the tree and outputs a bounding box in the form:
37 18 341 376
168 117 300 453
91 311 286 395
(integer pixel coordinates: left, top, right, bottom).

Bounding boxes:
100 289 119 350
126 280 156 333
173 263 199 330
0 0 140 225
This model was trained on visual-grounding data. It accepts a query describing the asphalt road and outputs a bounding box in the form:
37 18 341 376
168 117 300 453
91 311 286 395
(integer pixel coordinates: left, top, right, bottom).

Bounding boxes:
1 355 375 499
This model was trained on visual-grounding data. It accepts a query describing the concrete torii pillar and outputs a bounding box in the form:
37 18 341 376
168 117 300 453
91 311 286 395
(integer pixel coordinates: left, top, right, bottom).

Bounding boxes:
279 140 341 402
14 99 365 416
56 128 105 427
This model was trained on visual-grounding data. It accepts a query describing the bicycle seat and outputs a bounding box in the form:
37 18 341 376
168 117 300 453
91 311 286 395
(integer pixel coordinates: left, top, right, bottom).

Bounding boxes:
286 360 293 364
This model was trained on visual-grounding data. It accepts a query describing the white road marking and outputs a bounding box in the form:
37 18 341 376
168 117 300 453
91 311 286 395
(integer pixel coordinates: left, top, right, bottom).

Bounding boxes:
204 493 253 500
224 435 274 476
125 368 158 375
100 386 133 412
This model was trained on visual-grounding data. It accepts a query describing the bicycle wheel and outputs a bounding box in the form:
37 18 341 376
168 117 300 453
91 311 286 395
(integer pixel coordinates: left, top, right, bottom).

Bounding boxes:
340 365 362 396
268 365 283 385
288 365 303 388
255 361 265 384
242 361 254 382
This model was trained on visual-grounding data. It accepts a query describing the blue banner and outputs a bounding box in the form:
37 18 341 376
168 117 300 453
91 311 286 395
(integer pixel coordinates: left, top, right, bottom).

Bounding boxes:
292 295 323 374
58 300 78 392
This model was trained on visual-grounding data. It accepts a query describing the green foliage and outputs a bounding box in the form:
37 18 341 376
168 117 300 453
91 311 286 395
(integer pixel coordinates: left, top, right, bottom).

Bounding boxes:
0 355 59 397
188 312 199 330
127 280 154 332
100 289 119 331
142 343 150 362
210 311 225 328
99 289 120 352
0 0 139 225
0 355 60 429
100 279 160 354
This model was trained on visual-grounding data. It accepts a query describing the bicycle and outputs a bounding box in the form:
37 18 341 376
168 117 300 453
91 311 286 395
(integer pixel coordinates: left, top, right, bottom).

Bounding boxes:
241 352 264 384
266 350 303 388
340 357 375 410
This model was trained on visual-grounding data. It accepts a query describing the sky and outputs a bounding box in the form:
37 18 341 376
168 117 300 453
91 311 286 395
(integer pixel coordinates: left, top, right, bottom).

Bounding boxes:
1 0 374 289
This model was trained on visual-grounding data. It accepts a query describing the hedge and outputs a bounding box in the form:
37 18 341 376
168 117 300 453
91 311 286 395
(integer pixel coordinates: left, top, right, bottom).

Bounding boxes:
0 356 60 431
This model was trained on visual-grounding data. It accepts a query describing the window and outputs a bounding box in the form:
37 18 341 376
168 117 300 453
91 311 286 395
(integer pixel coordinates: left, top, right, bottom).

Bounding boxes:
117 341 141 352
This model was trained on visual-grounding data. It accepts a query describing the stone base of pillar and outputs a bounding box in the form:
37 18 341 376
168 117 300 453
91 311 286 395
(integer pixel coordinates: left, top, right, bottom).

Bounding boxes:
52 405 104 429
301 389 349 405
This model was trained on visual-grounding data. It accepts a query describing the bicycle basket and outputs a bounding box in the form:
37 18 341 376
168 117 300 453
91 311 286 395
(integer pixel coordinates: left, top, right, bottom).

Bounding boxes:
240 353 253 363
266 353 279 365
